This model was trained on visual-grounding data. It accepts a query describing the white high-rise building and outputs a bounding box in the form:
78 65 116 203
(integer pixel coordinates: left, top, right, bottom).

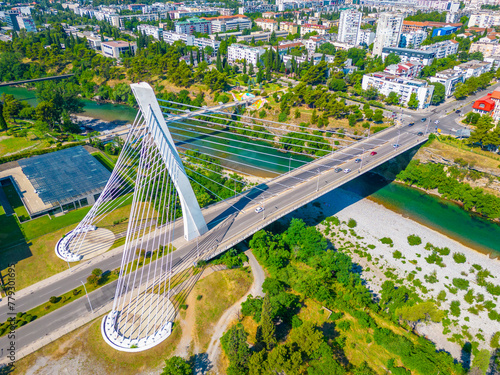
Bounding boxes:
338 9 362 45
372 12 404 56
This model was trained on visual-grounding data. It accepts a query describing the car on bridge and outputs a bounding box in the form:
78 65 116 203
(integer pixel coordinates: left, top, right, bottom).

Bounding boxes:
393 144 400 148
255 206 264 213
355 158 362 163
408 122 415 127
370 151 377 156
455 110 461 114
417 132 424 136
335 167 343 173
421 118 427 122
344 168 351 173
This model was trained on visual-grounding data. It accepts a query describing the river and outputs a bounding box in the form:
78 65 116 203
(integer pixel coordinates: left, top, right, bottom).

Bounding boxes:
3 86 500 256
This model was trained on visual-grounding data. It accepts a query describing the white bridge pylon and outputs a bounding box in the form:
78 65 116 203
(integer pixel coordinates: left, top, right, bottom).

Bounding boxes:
54 82 210 351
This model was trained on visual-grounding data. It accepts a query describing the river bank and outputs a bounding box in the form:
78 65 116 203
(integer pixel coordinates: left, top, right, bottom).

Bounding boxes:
302 188 500 358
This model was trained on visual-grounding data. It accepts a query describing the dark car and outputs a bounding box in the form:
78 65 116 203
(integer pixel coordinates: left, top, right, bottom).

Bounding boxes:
455 110 461 114
417 132 424 136
355 158 362 163
421 118 427 122
335 167 343 173
408 122 415 127
393 144 400 148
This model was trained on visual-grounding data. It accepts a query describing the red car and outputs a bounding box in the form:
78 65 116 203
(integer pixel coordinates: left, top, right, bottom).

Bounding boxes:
370 151 377 156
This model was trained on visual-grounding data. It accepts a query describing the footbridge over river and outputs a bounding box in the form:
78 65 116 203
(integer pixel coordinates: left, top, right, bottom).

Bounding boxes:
55 82 430 352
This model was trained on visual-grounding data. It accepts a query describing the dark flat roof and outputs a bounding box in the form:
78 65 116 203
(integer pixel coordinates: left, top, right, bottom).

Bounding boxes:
19 146 111 204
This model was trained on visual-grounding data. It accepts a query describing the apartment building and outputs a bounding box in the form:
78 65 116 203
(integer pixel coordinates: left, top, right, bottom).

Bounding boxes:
357 29 376 46
453 60 492 79
399 30 427 48
236 30 288 43
470 41 500 57
303 36 329 52
361 72 434 109
429 69 465 96
175 17 212 35
137 24 162 40
300 24 329 36
101 41 137 58
162 31 220 54
255 18 279 32
338 9 362 45
381 47 435 66
280 21 299 34
227 44 265 65
384 61 424 78
469 12 500 28
373 13 404 56
401 20 462 33
203 15 252 33
420 39 459 59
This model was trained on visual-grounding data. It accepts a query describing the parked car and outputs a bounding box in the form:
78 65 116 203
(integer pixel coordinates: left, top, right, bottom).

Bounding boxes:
335 167 343 173
344 168 351 173
370 151 377 156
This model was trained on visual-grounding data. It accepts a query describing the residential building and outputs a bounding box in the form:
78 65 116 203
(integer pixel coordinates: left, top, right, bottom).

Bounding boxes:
373 12 404 56
283 54 308 68
162 31 220 54
280 21 299 35
227 44 265 66
338 9 361 45
101 41 137 59
202 15 252 33
402 20 462 33
236 30 288 43
361 72 434 109
453 60 492 79
381 46 435 66
470 41 500 57
303 35 329 52
357 29 376 46
429 69 465 96
309 53 335 65
472 93 495 115
431 25 460 37
384 61 424 78
300 24 329 37
420 39 459 59
272 42 305 55
16 15 36 32
490 90 500 121
137 24 162 40
399 30 427 48
175 17 211 35
255 18 279 32
469 12 500 28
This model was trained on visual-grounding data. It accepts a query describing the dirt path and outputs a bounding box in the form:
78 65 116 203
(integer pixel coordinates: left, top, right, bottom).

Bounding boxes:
199 250 265 374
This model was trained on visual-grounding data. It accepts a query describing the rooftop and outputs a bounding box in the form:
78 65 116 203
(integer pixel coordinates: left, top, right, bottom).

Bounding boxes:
102 40 135 47
18 146 111 205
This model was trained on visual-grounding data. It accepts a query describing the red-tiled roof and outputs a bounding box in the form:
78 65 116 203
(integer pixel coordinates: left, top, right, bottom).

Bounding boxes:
473 94 495 112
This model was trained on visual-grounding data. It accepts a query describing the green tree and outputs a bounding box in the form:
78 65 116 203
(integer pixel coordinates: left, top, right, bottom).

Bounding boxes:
161 356 192 375
454 82 469 100
260 293 276 350
221 323 250 374
407 93 419 109
384 52 401 66
0 102 7 130
430 82 445 105
373 109 384 122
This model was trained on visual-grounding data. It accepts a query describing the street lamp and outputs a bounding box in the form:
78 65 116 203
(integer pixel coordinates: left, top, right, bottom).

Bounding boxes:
81 281 94 314
425 118 431 134
316 168 320 192
359 147 364 170
396 129 401 145
289 156 292 173
262 199 265 221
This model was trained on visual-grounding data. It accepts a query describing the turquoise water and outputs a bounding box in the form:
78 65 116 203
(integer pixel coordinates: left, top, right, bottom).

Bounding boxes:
342 173 500 257
3 86 500 255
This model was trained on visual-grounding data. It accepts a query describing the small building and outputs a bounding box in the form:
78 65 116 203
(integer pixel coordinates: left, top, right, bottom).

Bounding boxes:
431 25 459 37
255 18 279 32
175 17 211 35
101 41 137 59
227 43 265 66
429 69 465 97
381 46 435 66
472 93 495 115
384 61 423 78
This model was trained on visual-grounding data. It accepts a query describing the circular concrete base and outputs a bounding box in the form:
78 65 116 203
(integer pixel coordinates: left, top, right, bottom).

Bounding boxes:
101 293 175 352
55 227 115 262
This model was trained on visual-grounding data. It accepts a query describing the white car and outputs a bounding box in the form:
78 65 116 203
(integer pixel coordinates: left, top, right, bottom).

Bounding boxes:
255 206 264 213
434 120 440 124
344 168 351 173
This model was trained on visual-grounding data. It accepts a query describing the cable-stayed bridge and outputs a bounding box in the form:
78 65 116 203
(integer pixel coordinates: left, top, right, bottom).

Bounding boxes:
55 83 429 352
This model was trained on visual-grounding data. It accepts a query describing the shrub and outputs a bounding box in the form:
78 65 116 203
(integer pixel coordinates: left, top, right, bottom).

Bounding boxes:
49 296 59 304
197 295 203 301
393 250 403 259
452 278 469 290
453 252 466 264
437 290 447 302
491 332 500 348
464 290 474 304
486 283 500 296
291 315 303 328
347 219 357 228
450 301 461 317
407 235 422 246
72 289 79 296
380 237 393 247
337 320 351 331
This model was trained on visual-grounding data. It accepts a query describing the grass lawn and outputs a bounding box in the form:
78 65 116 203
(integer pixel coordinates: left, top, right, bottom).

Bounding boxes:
21 206 92 240
0 204 25 250
92 151 116 172
11 313 182 374
2 183 30 221
0 133 48 157
193 267 253 350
